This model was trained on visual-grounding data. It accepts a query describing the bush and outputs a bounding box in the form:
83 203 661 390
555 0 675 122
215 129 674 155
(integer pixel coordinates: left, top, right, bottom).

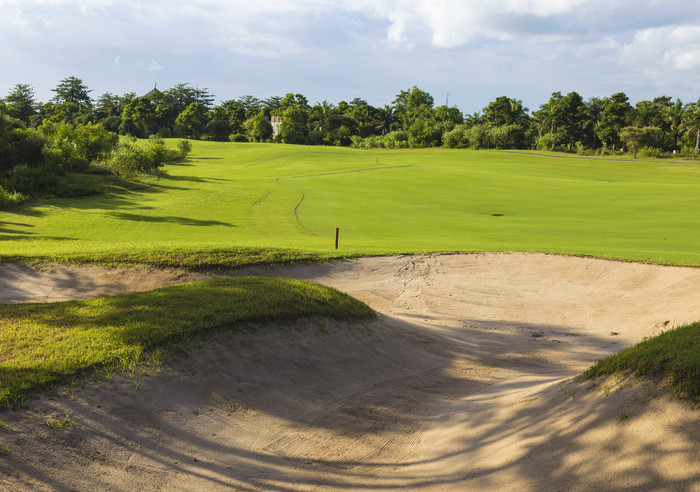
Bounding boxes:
0 185 27 209
443 125 467 148
177 139 193 157
105 144 154 178
39 121 118 171
0 116 46 172
3 164 60 195
229 133 248 143
536 132 560 151
679 146 700 159
383 130 409 149
105 136 180 178
575 142 595 155
639 146 663 159
363 135 386 149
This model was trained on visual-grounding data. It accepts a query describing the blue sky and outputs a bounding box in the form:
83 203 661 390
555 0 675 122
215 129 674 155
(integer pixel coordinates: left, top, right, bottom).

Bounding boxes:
3 0 700 114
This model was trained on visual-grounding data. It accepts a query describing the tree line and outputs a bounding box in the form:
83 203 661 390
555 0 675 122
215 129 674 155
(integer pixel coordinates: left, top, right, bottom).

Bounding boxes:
2 77 700 157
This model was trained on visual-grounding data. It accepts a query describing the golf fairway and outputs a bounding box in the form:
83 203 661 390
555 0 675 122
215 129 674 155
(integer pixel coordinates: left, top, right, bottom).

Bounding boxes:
2 142 700 265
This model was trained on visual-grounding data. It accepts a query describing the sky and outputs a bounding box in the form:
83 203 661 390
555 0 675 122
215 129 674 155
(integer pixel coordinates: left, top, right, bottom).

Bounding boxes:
2 0 700 114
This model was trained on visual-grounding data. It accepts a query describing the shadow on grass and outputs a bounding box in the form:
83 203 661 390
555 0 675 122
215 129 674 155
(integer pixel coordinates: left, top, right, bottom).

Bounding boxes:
107 212 235 227
159 174 230 184
0 235 75 242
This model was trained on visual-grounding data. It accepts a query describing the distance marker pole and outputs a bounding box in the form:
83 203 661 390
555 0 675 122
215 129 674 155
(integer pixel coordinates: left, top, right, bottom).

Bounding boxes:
335 227 339 249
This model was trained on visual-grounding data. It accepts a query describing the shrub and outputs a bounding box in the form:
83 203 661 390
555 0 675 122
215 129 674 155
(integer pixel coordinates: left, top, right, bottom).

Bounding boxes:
536 132 560 151
177 139 193 157
679 146 700 159
0 116 46 172
3 164 60 195
639 146 663 159
383 130 409 149
105 144 153 178
39 121 117 171
0 185 27 209
443 125 467 148
105 136 180 178
229 133 248 143
363 135 385 149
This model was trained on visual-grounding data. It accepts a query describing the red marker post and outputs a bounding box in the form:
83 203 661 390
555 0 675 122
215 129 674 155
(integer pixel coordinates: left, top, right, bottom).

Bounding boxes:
334 227 339 249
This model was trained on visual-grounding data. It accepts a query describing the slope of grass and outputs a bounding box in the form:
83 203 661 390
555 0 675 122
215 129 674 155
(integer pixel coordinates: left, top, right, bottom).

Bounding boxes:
2 142 700 265
0 276 374 409
583 322 700 402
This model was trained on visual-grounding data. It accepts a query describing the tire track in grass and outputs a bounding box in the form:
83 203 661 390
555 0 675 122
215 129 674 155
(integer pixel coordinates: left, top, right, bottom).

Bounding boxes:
293 191 315 236
247 190 271 217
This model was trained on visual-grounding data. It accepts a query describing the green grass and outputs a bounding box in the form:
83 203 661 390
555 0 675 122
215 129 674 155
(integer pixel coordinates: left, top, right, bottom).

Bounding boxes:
583 322 700 402
3 142 700 266
0 276 374 409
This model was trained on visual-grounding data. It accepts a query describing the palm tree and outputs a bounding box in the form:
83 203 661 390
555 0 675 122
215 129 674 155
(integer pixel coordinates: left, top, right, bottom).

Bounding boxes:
375 105 395 135
464 111 483 127
663 99 685 151
309 100 336 132
508 99 529 125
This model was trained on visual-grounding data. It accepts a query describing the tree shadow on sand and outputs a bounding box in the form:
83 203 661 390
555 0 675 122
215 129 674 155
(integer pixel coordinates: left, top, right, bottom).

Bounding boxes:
2 310 696 491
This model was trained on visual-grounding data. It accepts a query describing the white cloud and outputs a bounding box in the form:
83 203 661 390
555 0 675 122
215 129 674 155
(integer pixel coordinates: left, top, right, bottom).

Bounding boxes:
621 26 700 72
143 59 165 71
340 0 599 48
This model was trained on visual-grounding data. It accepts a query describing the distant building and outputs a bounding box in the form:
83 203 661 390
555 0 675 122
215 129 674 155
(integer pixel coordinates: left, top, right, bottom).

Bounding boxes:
144 83 163 101
271 116 282 138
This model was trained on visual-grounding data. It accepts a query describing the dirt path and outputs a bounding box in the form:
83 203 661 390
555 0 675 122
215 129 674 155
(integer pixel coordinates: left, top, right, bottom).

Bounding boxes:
1 253 699 490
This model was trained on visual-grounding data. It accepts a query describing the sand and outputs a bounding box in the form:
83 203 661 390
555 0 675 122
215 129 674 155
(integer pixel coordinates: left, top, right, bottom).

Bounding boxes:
0 253 699 491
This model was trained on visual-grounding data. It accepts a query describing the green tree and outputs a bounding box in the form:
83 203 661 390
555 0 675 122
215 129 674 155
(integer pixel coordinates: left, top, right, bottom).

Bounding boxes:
663 99 685 152
375 105 395 135
393 86 435 130
238 95 263 119
4 84 37 124
163 83 214 115
217 100 247 134
176 102 207 139
0 115 45 172
278 106 308 144
483 96 528 126
682 100 700 151
550 92 590 150
243 111 273 142
94 92 123 118
278 93 310 113
596 93 632 150
619 126 660 158
51 76 92 110
120 97 156 137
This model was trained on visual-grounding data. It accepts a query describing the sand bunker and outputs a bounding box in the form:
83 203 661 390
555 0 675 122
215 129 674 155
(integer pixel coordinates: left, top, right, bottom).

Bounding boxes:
1 253 699 490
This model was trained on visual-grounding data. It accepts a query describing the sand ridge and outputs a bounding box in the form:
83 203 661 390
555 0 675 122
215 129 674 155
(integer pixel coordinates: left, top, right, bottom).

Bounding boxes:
0 253 699 490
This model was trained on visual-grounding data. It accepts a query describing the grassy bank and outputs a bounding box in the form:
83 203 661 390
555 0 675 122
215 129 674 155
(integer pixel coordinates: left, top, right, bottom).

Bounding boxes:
583 322 700 402
0 276 374 409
